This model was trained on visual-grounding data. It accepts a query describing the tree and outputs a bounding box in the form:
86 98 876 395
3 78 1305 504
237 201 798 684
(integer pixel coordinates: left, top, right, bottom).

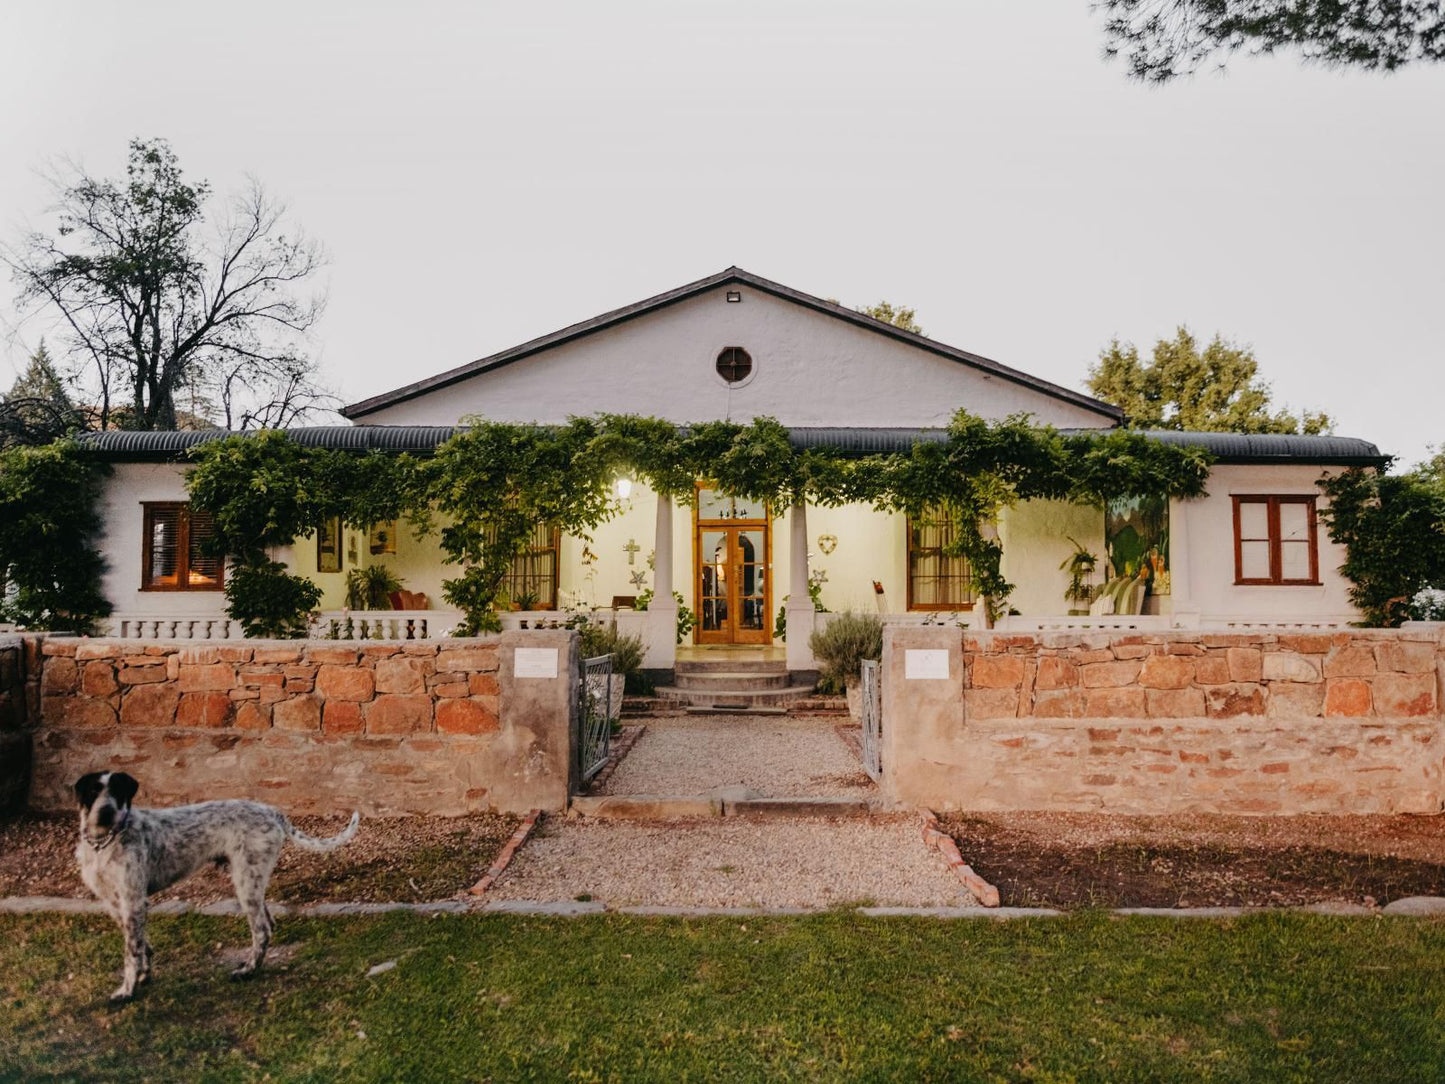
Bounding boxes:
6 138 334 432
0 341 81 447
859 301 924 335
1087 326 1332 434
1098 0 1445 82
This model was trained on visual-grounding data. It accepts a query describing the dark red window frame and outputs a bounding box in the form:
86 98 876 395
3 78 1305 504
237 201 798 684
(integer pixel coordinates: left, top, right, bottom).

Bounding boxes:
1232 495 1319 586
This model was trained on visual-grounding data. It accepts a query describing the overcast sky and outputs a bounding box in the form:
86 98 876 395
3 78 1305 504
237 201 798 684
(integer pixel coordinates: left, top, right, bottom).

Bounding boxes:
2 1 1441 466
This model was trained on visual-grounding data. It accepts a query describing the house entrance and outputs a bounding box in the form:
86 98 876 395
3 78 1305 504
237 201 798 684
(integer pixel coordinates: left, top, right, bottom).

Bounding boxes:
693 486 771 645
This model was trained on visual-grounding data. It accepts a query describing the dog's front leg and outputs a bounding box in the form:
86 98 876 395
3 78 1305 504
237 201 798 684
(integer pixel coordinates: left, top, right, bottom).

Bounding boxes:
111 903 147 1002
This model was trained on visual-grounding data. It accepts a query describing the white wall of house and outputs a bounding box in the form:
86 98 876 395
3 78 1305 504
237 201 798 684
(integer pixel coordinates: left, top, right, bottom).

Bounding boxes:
353 286 1117 431
1172 464 1356 622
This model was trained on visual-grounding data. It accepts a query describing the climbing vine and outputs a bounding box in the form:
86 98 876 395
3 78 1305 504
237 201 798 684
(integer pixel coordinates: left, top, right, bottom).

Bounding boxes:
183 412 1214 635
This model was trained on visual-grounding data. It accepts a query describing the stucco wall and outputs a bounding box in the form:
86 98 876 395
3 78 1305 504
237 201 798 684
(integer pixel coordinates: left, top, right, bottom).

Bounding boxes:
883 625 1445 815
25 630 578 816
353 285 1117 430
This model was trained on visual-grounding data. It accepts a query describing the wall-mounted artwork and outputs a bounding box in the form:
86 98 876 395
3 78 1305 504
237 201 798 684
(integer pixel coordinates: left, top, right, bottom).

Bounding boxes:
1106 495 1170 595
316 516 343 573
369 521 398 556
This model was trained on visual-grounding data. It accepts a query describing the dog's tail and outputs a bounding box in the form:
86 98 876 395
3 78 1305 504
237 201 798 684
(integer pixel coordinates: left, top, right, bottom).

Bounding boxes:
283 811 360 852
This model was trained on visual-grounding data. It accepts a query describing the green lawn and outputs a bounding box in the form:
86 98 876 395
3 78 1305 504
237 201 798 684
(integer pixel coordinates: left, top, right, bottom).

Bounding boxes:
2 911 1442 1082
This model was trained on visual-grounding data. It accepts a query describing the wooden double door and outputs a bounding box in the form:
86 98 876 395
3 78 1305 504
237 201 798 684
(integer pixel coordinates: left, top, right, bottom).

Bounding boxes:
695 516 772 646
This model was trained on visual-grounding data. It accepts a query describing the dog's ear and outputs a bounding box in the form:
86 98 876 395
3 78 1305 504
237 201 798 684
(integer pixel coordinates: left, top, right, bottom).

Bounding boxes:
74 773 106 809
107 772 139 807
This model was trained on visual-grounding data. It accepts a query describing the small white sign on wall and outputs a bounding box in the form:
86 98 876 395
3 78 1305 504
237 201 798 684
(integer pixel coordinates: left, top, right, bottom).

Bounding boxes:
514 647 559 679
904 649 950 680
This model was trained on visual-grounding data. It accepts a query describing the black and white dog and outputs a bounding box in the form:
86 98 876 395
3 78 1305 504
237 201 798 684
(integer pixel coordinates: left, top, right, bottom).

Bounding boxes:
74 771 359 1002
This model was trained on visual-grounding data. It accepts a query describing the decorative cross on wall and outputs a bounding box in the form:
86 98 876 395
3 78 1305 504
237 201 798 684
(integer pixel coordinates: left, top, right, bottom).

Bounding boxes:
623 538 641 565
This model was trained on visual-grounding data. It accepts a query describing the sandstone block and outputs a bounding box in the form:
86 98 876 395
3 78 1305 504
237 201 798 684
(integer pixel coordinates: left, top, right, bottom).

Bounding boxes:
1372 673 1436 717
1204 683 1266 718
1081 660 1142 688
1194 655 1230 685
118 665 169 685
177 646 220 665
374 658 428 695
44 695 117 729
1145 688 1206 717
432 680 469 698
41 639 77 657
178 663 235 692
1226 648 1262 683
1324 678 1373 717
121 683 181 727
436 648 500 673
436 697 500 735
316 666 375 702
1267 682 1325 718
967 688 1020 718
1140 654 1195 690
1261 654 1321 683
273 695 322 732
1034 656 1079 690
1277 633 1331 654
367 694 434 735
81 662 118 697
1375 641 1436 675
323 700 365 735
1111 643 1156 660
1324 645 1376 678
1032 690 1082 718
177 692 232 728
305 646 360 665
252 646 303 664
40 657 79 696
235 702 271 730
468 672 501 697
360 644 400 659
970 655 1026 688
1082 687 1147 718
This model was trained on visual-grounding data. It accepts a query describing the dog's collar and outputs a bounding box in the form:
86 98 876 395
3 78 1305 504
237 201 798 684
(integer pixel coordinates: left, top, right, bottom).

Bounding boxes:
87 811 131 852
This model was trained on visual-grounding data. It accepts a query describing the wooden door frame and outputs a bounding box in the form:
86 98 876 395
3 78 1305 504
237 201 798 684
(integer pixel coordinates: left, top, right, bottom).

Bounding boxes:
692 486 772 645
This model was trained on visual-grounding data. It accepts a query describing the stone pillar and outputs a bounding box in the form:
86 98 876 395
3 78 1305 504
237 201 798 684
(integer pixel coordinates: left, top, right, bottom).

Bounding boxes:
496 629 578 812
1168 497 1200 628
881 624 966 808
646 491 678 670
786 501 816 671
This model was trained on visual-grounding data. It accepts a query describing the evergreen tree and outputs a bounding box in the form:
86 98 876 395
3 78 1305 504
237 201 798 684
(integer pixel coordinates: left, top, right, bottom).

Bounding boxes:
1 341 80 447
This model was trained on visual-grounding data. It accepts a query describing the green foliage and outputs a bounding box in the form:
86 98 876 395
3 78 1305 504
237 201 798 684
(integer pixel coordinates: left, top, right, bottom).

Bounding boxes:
808 611 884 694
1099 0 1445 83
223 561 322 639
858 300 923 335
577 618 649 692
0 440 111 632
1318 465 1445 627
1 342 81 449
345 565 405 610
1088 327 1332 435
1059 537 1099 608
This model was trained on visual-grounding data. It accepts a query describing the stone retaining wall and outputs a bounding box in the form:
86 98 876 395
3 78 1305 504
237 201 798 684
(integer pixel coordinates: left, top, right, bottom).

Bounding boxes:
0 635 43 811
22 630 578 816
883 625 1445 815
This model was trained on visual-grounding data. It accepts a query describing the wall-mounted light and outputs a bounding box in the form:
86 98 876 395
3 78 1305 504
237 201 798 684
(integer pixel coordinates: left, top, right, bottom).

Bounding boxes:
725 290 742 303
614 477 633 500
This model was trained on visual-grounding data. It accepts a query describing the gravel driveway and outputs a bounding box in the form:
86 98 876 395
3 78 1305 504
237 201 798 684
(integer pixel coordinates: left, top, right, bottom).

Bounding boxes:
600 715 873 798
489 816 976 909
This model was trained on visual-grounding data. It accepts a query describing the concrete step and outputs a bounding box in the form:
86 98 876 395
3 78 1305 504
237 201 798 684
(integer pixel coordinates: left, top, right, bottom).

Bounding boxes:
569 792 885 820
652 682 817 711
673 669 792 691
674 657 787 675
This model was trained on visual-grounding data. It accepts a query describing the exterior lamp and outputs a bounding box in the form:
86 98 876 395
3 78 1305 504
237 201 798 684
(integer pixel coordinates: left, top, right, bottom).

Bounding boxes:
614 478 633 500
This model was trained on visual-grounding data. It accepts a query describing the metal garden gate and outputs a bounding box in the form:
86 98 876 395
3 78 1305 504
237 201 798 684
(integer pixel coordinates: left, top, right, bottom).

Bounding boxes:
860 658 882 782
576 653 614 784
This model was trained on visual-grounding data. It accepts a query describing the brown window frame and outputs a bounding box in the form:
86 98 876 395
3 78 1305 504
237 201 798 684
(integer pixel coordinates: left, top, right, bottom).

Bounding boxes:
1232 495 1320 586
905 510 975 611
140 502 225 592
498 524 562 610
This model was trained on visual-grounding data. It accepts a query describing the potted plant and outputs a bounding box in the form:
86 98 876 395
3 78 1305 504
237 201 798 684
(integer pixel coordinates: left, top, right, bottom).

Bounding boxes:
1059 538 1098 615
807 611 884 721
344 565 405 610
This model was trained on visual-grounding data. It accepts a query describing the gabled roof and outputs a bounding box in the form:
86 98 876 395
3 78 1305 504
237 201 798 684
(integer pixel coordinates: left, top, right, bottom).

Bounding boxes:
340 266 1126 422
81 425 1387 467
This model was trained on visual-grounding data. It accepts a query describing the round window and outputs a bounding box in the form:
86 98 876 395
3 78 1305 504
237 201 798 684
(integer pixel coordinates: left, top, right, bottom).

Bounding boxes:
716 346 752 384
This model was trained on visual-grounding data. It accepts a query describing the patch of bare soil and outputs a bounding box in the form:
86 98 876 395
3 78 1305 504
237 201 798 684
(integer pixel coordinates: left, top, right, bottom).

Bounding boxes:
939 811 1445 909
0 811 518 904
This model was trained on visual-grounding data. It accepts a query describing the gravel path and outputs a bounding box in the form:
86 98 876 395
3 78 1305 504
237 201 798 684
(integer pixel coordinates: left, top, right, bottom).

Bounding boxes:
489 816 977 908
600 714 873 797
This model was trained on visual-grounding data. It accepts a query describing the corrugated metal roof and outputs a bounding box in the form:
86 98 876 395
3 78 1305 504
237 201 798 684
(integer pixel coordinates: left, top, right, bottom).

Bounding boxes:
79 425 1386 466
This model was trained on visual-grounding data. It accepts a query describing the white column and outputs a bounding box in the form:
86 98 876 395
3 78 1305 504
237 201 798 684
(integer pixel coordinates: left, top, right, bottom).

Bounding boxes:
647 490 678 669
786 500 816 671
1168 497 1200 628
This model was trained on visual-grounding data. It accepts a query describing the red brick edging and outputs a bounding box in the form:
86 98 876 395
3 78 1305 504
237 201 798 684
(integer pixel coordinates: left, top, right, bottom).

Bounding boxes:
919 808 1000 908
467 809 542 896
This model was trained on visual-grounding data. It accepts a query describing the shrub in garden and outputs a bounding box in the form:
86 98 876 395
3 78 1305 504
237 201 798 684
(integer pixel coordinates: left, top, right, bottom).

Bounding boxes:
808 611 883 695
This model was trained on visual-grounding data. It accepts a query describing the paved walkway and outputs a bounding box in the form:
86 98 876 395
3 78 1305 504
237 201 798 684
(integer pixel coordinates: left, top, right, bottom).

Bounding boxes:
488 815 976 909
599 714 872 798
